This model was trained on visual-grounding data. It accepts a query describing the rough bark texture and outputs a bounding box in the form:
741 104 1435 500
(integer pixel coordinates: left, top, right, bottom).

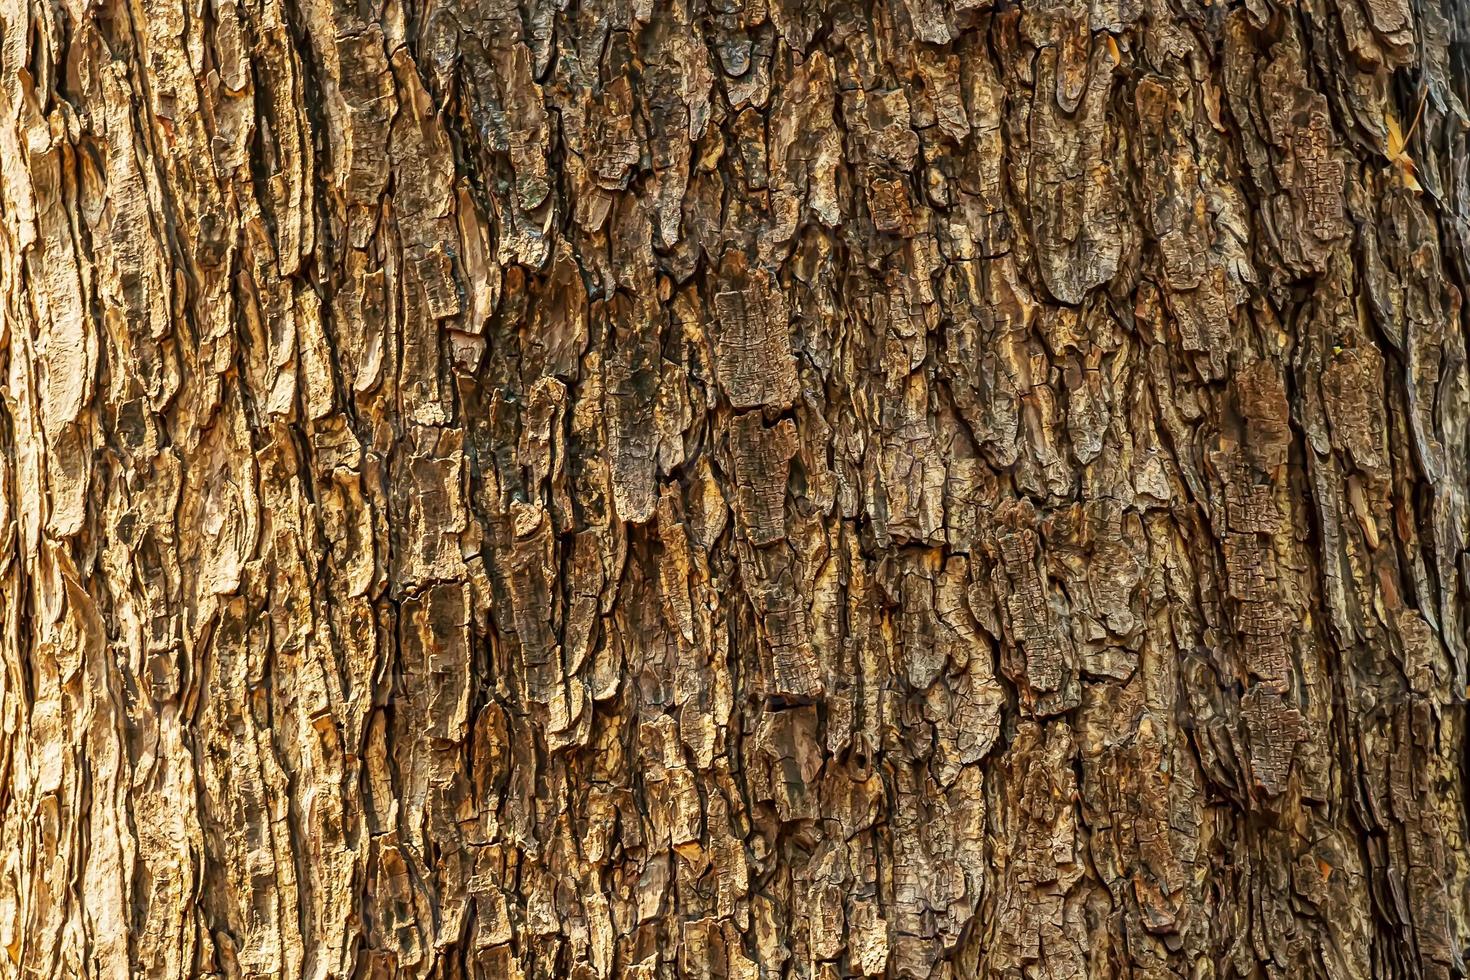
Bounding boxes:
2 0 1470 977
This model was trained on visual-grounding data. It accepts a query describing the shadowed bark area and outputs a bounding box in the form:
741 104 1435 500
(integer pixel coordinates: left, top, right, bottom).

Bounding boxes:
1 0 1470 976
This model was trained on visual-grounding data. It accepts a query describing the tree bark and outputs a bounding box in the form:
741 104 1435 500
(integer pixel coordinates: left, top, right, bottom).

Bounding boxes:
2 0 1469 976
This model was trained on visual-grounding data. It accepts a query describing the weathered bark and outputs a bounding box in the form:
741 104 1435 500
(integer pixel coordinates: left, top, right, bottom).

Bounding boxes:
2 0 1469 976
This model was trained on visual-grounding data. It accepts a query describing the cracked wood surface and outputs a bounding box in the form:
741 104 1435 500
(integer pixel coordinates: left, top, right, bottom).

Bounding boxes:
1 0 1469 977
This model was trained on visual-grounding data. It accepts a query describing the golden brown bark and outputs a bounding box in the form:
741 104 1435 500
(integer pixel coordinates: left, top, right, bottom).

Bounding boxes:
1 0 1469 977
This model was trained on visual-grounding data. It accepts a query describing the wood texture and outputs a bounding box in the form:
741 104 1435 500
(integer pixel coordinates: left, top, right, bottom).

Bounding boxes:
1 0 1469 977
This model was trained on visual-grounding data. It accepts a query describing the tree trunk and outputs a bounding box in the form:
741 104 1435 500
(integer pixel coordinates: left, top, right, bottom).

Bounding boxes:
2 0 1469 976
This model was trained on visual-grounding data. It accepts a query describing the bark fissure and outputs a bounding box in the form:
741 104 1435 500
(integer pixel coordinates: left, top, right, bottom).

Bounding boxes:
2 0 1470 977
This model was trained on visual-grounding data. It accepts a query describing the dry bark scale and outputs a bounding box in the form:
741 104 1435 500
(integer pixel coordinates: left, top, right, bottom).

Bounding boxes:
0 0 1469 977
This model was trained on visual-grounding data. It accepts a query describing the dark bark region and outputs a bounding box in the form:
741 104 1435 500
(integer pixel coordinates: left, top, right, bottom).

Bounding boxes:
1 0 1469 977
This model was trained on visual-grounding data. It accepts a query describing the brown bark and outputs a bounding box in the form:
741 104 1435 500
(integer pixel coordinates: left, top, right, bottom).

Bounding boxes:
1 0 1469 977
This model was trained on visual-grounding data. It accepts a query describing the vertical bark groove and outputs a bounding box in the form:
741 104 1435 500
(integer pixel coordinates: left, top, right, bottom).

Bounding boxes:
0 0 1468 977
